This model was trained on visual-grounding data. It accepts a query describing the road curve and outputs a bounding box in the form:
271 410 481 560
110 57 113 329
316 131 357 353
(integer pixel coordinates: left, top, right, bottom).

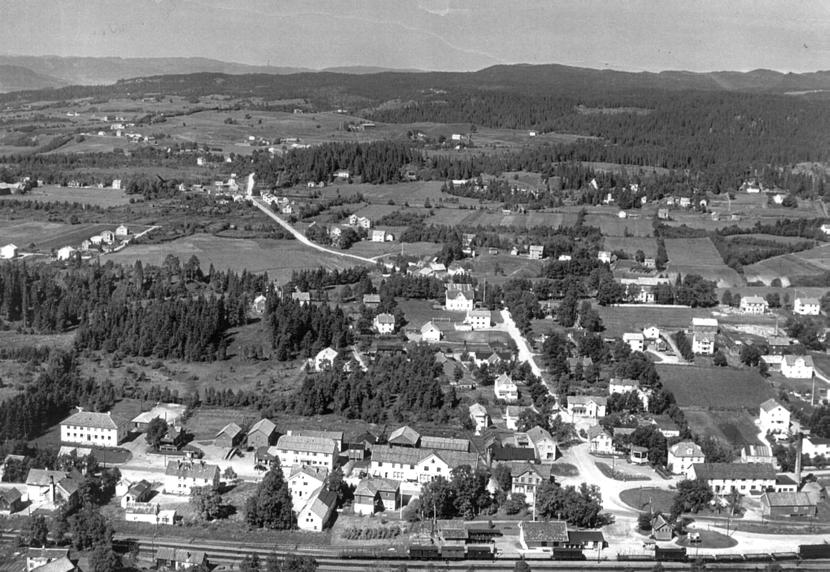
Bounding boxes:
251 198 377 265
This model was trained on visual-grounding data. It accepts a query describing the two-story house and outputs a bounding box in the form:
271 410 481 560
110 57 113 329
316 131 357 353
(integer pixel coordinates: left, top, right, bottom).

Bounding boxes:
587 425 614 455
274 435 339 471
690 463 776 495
759 398 791 437
794 297 821 316
163 460 219 495
567 396 607 419
511 463 552 504
781 355 814 379
468 403 491 435
525 426 558 463
740 295 769 315
374 313 396 334
494 373 519 403
445 284 475 312
60 408 128 447
667 441 705 478
287 466 328 512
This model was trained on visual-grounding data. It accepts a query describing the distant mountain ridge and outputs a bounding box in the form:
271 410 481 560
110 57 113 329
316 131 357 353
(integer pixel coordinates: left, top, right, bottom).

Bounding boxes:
0 56 829 96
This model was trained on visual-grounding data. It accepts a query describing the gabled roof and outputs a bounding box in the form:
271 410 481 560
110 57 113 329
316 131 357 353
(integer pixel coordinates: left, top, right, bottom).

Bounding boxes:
569 395 607 406
288 465 328 483
692 462 776 481
276 435 337 454
26 469 68 487
782 355 814 367
796 296 820 305
494 373 515 387
420 435 470 452
290 429 344 442
490 444 536 462
525 426 555 445
446 284 474 300
0 487 22 503
421 321 440 334
302 486 337 519
248 418 276 437
760 398 785 413
567 530 605 545
155 547 206 563
587 425 609 440
61 409 118 430
742 295 768 305
761 491 815 507
469 403 488 417
375 313 395 324
651 513 671 530
510 462 551 480
164 461 219 481
354 478 399 497
126 480 152 497
669 441 704 458
520 520 568 542
30 556 76 572
363 293 381 304
389 426 421 446
215 422 242 440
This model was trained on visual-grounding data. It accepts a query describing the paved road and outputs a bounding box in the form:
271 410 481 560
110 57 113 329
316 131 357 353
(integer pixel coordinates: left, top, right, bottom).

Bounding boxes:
497 309 542 379
251 198 377 265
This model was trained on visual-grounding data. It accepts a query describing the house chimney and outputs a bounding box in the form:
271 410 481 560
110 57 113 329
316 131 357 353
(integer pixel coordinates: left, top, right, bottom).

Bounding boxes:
795 433 803 487
49 475 56 504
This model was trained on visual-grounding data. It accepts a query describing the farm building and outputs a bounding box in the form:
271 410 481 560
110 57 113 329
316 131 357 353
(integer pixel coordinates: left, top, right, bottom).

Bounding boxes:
781 355 814 379
247 418 277 449
760 492 817 518
389 425 421 447
214 423 243 448
0 487 23 515
794 297 820 316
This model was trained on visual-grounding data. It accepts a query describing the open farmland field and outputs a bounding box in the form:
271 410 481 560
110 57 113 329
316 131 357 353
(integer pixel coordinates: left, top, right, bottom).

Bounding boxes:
431 209 576 229
468 253 544 285
349 240 437 259
595 305 714 338
0 220 131 251
743 243 830 286
656 365 774 409
683 408 763 449
107 235 366 282
665 237 743 287
0 185 132 207
318 181 483 208
602 236 658 257
584 214 653 237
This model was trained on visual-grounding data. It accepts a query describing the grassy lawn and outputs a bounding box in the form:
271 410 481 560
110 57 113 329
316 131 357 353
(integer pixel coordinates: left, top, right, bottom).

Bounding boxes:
682 409 762 449
595 462 651 482
657 365 774 409
0 185 132 207
549 463 579 477
676 528 738 549
620 487 675 514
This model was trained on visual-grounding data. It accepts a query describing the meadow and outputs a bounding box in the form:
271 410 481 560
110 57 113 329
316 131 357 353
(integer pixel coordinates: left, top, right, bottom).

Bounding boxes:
656 364 774 409
595 305 714 338
664 237 743 287
107 235 367 282
0 185 132 207
743 243 830 286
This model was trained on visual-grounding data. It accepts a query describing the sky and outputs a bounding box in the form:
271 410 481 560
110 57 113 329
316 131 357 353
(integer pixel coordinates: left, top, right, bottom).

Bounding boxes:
1 0 829 73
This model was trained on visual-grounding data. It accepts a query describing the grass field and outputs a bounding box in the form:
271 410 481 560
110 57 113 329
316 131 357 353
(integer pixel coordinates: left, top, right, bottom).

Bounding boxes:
584 214 653 237
744 244 830 286
468 253 544 285
0 185 132 207
595 306 714 338
425 208 576 229
107 235 367 282
602 236 658 257
656 365 774 409
0 220 133 251
683 408 762 449
664 237 743 287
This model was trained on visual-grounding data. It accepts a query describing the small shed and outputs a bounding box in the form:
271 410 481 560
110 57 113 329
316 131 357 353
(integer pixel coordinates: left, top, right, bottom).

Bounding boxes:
214 423 243 448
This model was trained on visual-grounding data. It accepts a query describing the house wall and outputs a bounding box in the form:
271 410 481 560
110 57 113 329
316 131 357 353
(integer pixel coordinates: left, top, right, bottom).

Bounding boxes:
60 423 121 447
276 448 336 471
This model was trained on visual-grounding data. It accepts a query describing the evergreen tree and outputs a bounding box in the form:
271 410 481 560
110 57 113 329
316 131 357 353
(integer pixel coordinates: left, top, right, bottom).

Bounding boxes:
245 464 296 530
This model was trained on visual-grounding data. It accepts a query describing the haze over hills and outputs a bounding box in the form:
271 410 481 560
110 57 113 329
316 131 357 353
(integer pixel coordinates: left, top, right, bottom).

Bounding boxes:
0 56 829 98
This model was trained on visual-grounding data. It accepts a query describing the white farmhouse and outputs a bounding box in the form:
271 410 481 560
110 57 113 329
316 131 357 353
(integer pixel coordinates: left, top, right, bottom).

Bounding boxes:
466 308 491 330
445 284 475 312
420 321 442 343
780 355 814 379
794 297 820 316
759 398 791 437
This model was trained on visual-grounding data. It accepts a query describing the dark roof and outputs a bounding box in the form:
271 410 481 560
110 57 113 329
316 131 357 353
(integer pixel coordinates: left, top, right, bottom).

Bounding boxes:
692 463 776 481
567 530 605 544
491 444 536 462
521 521 568 543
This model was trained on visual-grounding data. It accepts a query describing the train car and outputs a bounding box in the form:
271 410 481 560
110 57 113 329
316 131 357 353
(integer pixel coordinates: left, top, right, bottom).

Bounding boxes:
439 545 465 560
467 528 501 544
409 545 441 560
801 544 830 560
655 547 688 562
552 548 586 561
466 545 495 560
